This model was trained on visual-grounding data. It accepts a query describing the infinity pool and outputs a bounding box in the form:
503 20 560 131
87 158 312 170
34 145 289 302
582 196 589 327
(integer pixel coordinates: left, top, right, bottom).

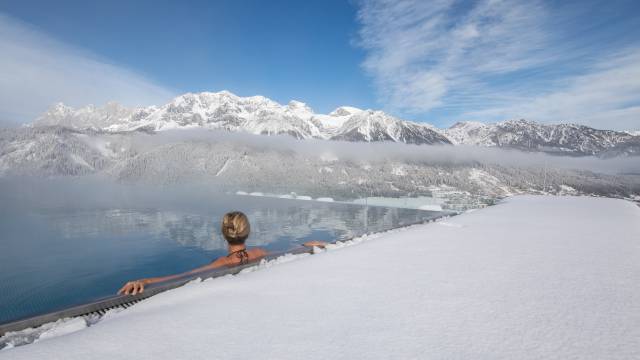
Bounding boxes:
0 189 445 324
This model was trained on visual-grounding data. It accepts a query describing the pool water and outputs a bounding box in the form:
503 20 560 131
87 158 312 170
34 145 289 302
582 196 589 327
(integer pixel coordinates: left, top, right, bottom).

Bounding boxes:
0 192 444 324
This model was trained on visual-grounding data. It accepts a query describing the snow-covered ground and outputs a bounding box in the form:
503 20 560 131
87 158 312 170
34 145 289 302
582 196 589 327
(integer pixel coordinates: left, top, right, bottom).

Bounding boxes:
235 191 457 211
352 195 445 211
2 196 639 359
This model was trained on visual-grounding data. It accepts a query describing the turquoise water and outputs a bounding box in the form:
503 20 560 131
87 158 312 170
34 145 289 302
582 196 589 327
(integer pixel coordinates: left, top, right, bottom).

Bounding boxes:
0 190 443 324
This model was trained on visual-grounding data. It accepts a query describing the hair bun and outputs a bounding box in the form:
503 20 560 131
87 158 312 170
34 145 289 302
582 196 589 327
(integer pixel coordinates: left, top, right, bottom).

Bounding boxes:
221 211 250 245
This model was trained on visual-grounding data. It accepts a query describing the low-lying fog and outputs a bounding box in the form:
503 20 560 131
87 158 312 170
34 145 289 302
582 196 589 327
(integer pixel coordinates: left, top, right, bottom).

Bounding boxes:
135 129 640 175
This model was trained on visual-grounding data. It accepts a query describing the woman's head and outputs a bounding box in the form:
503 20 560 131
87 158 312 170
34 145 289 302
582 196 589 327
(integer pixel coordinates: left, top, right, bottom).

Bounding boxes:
221 211 250 245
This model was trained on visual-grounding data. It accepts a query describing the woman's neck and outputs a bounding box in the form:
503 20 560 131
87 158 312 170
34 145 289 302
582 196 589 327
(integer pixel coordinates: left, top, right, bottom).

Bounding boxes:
228 244 246 254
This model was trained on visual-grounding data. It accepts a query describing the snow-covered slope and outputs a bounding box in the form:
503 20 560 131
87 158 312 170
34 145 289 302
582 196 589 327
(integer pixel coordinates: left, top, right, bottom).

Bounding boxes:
4 196 639 359
444 121 495 146
445 119 637 155
311 106 362 132
0 127 118 176
331 110 450 144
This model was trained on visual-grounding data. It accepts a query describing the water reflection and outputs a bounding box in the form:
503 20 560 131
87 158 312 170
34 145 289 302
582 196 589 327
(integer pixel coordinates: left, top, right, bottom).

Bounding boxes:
43 201 440 252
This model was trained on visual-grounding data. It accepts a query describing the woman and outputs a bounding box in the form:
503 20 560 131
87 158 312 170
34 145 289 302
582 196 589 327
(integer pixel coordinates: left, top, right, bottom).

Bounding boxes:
118 211 326 295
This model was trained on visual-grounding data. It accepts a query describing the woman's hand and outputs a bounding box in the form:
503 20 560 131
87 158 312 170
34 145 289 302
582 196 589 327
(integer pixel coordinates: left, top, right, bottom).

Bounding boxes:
303 240 328 248
118 279 149 295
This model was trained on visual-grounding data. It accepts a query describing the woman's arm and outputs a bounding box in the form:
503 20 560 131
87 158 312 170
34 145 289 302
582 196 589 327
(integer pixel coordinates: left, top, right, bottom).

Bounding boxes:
118 258 227 295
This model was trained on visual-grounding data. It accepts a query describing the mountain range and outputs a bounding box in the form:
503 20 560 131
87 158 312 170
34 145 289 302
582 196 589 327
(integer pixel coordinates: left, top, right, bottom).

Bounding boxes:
32 91 639 157
2 90 638 202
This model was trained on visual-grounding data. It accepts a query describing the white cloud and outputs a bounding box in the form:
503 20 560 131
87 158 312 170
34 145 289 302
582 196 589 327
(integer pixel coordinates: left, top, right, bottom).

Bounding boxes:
356 0 640 131
462 49 640 130
357 0 549 113
0 14 176 126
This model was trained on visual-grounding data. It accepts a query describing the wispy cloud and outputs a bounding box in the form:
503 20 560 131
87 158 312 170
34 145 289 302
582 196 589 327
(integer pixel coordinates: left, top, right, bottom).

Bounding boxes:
0 13 176 126
463 48 640 130
356 0 640 130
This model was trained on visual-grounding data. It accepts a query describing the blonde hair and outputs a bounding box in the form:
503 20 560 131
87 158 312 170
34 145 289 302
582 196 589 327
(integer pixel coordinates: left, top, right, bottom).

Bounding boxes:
221 211 250 245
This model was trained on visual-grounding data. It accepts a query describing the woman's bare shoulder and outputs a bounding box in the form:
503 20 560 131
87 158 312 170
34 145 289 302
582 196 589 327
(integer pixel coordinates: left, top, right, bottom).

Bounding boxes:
248 248 268 258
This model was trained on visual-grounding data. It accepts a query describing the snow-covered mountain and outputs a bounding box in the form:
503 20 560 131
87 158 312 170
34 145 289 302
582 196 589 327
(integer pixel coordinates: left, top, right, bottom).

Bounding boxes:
33 91 448 145
5 91 639 202
445 119 638 156
36 102 137 130
30 91 639 155
36 92 325 139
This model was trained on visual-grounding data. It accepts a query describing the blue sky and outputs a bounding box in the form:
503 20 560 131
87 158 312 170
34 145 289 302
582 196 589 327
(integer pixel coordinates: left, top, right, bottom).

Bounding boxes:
0 0 639 130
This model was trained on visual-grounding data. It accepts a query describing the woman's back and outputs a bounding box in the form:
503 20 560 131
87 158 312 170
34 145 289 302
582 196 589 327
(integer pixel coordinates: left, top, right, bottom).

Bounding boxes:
212 248 268 267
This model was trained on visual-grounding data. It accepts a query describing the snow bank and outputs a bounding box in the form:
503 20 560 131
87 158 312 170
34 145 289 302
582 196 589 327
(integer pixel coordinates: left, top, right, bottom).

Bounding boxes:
236 191 329 203
3 196 639 359
0 317 90 350
418 204 443 211
353 196 445 210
